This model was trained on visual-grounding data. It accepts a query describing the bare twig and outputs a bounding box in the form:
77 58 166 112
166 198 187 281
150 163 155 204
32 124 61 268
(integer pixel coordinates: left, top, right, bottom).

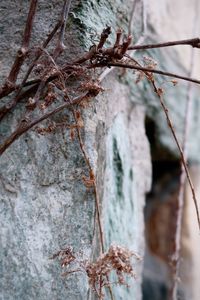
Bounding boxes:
53 0 72 59
170 2 199 299
0 16 63 121
98 0 148 86
126 56 200 233
64 92 114 300
24 48 61 109
97 26 112 50
7 0 38 84
0 92 90 156
105 62 200 85
64 93 105 254
128 0 139 36
73 45 98 65
120 36 133 57
0 0 38 99
0 0 72 120
151 79 200 231
61 269 84 277
114 28 122 48
128 37 200 51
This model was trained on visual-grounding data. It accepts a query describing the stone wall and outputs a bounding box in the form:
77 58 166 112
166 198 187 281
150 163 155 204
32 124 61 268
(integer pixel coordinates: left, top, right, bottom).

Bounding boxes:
0 1 200 300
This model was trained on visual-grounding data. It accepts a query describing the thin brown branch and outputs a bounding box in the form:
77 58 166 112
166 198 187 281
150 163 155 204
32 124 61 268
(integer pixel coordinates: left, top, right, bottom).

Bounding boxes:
0 19 61 102
128 0 139 36
64 93 114 300
25 49 60 108
170 3 199 299
105 62 200 85
97 26 112 50
151 79 200 231
53 0 72 59
73 45 97 65
169 79 193 300
0 0 38 99
128 56 200 233
0 22 61 121
7 0 38 84
99 0 148 85
113 29 122 48
0 92 90 156
128 37 200 51
61 269 83 277
64 93 105 253
120 36 133 57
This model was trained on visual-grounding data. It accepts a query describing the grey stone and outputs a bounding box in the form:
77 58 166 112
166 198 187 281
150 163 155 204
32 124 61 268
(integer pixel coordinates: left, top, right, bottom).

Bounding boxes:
0 1 151 299
1 0 199 299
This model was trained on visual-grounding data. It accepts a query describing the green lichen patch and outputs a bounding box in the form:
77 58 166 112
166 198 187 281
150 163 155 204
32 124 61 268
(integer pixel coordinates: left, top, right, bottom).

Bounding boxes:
72 0 133 49
113 137 124 199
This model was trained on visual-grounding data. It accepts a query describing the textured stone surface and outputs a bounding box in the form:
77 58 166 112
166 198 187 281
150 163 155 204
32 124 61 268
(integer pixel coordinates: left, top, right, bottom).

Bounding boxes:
102 80 151 300
1 0 200 299
0 1 151 299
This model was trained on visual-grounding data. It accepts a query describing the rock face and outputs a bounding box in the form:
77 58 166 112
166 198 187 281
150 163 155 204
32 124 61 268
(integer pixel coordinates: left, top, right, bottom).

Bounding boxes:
0 1 200 300
0 1 151 299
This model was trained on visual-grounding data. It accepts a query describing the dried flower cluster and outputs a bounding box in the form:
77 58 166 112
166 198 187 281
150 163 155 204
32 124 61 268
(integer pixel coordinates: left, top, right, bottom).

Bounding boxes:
51 245 140 299
50 246 76 267
85 245 140 297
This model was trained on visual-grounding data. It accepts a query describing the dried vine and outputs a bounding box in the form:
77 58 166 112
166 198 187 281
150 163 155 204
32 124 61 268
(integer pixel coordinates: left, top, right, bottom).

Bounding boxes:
1 0 200 299
169 1 200 298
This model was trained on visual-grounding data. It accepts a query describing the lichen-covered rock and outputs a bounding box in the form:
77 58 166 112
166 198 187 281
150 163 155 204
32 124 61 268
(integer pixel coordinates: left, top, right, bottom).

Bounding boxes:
0 1 151 299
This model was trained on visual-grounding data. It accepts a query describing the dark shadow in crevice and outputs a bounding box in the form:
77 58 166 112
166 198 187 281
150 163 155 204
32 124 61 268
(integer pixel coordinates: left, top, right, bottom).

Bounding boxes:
113 137 124 200
142 116 184 300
